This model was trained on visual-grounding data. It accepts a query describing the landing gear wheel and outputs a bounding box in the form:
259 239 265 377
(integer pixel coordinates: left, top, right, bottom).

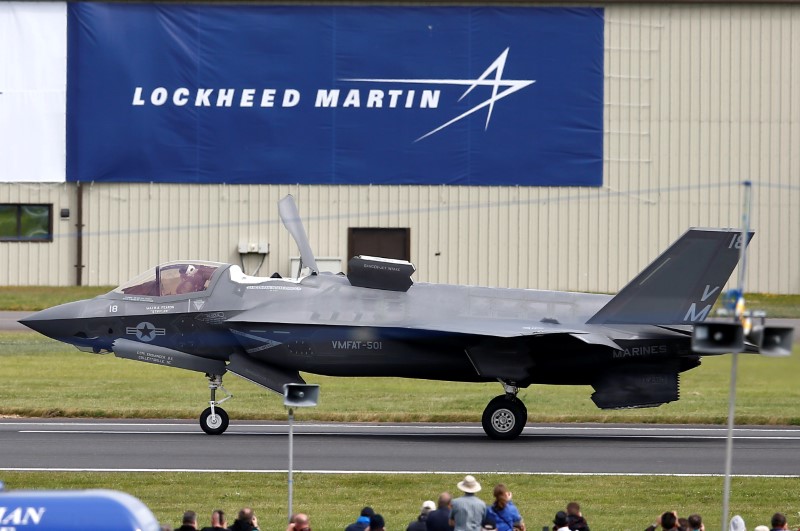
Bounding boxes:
200 407 229 435
482 395 527 440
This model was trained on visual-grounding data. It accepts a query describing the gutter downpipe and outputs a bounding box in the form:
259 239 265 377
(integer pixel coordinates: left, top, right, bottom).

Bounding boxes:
75 181 84 286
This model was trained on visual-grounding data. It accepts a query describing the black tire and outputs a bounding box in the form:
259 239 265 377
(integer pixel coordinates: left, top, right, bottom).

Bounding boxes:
481 395 527 440
200 406 229 435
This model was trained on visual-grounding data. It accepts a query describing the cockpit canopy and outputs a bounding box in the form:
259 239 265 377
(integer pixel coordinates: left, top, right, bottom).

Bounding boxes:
114 261 226 297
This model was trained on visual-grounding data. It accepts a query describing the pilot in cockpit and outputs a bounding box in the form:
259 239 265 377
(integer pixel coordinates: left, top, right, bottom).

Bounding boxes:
176 264 206 294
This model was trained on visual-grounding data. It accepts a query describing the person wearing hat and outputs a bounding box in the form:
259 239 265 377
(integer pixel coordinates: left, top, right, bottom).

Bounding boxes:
346 507 375 531
407 501 436 531
553 511 570 531
449 475 486 531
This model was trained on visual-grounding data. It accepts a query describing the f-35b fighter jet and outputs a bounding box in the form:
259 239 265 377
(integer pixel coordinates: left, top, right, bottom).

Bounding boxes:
20 196 792 439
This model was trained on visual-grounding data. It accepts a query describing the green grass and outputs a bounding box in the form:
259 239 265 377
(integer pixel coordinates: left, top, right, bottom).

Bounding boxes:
2 332 799 530
1 472 798 531
2 286 800 316
1 332 798 425
711 293 800 319
0 286 113 311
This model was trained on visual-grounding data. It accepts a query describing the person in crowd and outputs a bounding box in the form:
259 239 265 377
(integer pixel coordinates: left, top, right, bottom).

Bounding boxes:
754 526 770 531
481 515 497 530
565 502 589 531
729 515 745 531
645 511 679 531
286 513 311 531
200 509 227 531
228 508 259 531
554 511 570 531
485 484 524 531
347 507 375 531
369 514 386 531
175 510 198 531
678 518 690 531
687 514 703 531
407 500 436 531
427 492 454 531
449 475 486 531
770 512 789 530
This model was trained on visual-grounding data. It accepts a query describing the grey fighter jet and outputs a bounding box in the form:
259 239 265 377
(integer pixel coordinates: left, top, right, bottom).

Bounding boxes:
20 196 790 439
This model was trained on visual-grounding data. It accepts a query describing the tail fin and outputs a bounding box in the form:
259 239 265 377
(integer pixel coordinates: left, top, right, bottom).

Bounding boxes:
587 228 753 325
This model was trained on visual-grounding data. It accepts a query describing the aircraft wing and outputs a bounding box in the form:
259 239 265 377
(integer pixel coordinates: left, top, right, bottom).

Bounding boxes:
228 310 618 348
404 317 626 349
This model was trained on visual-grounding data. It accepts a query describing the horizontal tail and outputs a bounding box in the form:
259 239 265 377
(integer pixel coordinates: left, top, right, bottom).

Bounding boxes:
587 228 752 325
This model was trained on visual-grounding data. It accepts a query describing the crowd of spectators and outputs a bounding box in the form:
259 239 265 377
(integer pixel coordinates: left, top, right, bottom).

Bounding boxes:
157 476 796 531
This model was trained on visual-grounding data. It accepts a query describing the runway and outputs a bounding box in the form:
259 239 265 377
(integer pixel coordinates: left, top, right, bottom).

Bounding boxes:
1 419 798 477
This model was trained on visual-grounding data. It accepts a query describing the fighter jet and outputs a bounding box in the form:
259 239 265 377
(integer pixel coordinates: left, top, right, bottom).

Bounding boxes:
20 195 793 439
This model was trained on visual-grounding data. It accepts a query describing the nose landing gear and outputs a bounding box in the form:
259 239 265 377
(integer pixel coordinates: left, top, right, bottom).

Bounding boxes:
200 373 232 435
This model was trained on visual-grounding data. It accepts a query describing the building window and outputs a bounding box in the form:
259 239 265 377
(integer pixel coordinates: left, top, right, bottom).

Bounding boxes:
0 204 53 241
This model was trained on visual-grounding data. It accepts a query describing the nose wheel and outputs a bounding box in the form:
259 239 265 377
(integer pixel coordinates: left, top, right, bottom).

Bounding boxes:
200 406 229 435
200 374 231 435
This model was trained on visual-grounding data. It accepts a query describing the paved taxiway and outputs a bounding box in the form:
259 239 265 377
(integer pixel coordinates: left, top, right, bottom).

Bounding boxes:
1 420 798 476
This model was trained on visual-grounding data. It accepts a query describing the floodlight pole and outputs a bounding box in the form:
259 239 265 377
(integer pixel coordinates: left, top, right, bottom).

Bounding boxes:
283 383 319 524
721 181 752 530
721 353 738 530
288 406 295 522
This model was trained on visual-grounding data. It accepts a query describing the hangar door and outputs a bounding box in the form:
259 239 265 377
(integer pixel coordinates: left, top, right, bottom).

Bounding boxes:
347 228 410 268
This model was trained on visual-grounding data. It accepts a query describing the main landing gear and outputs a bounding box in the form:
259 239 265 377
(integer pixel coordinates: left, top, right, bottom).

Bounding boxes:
200 373 232 435
481 381 528 440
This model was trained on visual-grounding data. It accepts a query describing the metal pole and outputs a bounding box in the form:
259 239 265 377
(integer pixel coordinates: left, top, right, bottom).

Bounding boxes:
75 182 85 286
721 181 752 530
735 181 751 295
721 351 738 530
288 407 294 523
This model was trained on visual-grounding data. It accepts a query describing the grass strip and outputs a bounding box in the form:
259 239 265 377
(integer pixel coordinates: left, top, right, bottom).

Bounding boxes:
0 472 797 531
1 332 799 425
0 286 113 311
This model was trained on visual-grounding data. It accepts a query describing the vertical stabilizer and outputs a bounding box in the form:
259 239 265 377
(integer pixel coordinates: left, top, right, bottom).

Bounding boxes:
587 228 752 325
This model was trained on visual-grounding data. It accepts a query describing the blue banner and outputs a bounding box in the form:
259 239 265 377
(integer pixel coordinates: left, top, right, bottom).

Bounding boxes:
67 4 603 186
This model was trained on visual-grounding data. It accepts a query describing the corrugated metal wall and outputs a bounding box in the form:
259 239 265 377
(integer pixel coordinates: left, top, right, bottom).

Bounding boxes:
2 4 798 293
602 3 799 294
0 183 75 286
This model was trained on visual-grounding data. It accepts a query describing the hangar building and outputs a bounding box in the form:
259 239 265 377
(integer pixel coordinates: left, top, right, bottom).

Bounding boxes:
1 2 798 294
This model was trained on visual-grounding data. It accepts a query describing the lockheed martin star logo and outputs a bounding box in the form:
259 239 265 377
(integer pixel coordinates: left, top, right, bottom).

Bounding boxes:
341 47 535 142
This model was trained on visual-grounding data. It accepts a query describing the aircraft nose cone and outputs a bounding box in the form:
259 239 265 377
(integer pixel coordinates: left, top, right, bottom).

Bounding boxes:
18 308 55 335
18 302 89 340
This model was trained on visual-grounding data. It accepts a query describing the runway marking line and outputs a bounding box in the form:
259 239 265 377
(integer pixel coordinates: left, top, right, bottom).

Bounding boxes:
0 468 797 478
4 421 800 434
15 428 800 441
